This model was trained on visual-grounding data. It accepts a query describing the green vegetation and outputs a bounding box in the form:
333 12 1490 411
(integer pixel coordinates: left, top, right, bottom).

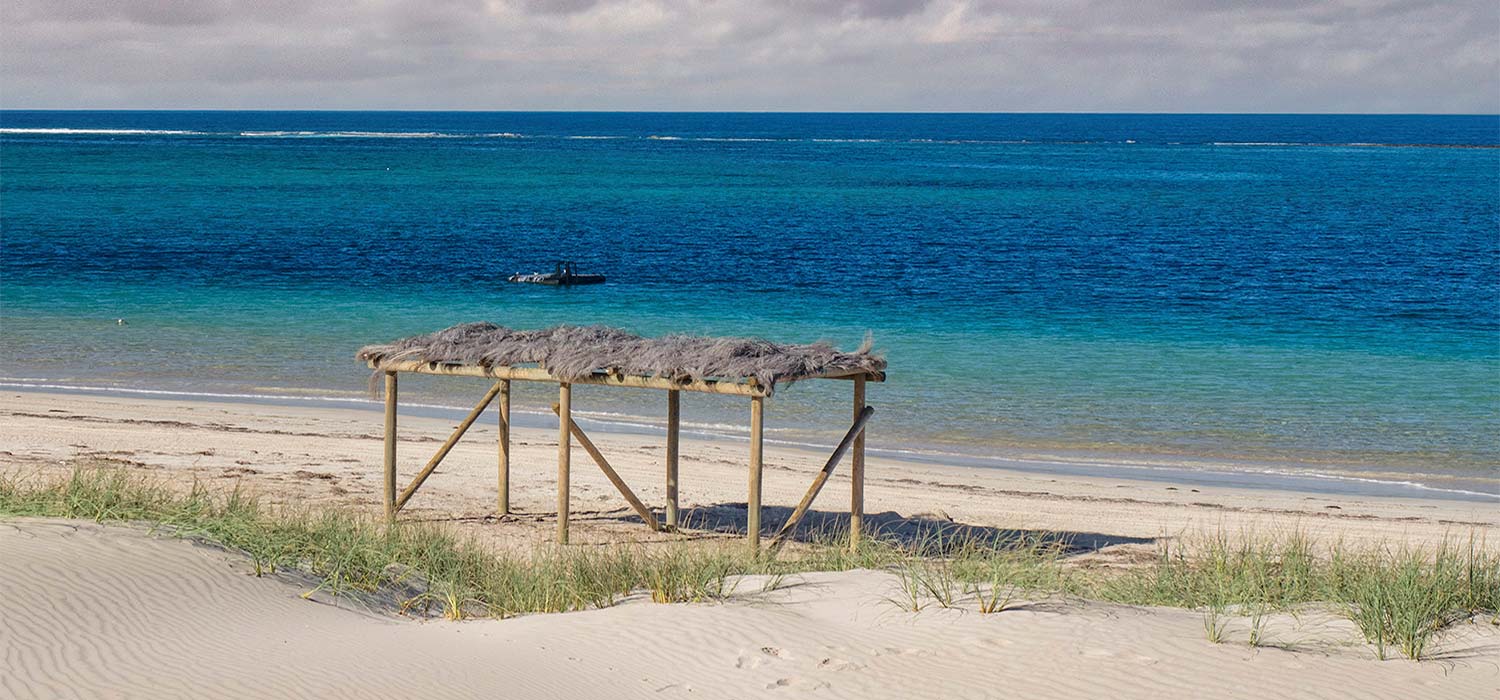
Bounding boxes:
0 467 887 619
1082 533 1498 659
886 528 1497 660
2 466 1494 661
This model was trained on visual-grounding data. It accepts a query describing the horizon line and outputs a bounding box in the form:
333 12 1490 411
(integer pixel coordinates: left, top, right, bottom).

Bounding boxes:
2 108 1497 117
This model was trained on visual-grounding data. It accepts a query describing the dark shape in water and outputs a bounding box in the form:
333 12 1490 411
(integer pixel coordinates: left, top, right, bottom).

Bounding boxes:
508 261 605 286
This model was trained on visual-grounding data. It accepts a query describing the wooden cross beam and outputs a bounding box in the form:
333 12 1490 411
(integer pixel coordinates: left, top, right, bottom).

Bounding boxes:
390 380 504 515
552 403 662 533
368 359 884 396
767 405 876 552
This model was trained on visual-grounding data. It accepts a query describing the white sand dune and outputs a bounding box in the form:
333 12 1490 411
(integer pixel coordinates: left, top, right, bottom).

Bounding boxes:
3 519 1496 700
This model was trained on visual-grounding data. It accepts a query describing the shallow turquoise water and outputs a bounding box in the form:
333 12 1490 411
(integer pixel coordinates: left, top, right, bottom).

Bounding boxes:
1 112 1496 496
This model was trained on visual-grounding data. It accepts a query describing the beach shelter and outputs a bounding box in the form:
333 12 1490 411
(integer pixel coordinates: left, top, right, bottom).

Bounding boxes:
357 323 885 551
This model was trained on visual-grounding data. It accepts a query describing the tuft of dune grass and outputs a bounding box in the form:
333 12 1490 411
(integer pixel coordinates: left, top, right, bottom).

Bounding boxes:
1 466 1493 660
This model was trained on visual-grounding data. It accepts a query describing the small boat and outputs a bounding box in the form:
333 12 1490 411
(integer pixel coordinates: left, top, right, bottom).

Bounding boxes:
508 261 606 286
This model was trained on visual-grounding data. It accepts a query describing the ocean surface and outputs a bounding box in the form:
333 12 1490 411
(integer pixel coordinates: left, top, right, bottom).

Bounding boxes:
2 111 1497 500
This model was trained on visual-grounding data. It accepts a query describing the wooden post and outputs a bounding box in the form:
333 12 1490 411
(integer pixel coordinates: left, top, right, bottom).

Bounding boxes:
851 375 866 550
497 379 511 516
747 395 764 552
557 382 572 545
383 371 398 522
394 381 504 512
666 390 680 531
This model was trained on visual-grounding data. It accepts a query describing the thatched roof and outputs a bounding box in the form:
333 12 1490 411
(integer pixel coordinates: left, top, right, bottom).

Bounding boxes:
357 323 885 394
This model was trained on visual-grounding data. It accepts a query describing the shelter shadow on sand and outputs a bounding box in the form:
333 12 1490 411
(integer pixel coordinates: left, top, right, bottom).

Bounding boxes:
639 503 1154 554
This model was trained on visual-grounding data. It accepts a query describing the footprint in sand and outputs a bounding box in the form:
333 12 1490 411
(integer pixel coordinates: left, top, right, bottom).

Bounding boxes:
735 646 789 670
766 677 831 691
816 657 863 672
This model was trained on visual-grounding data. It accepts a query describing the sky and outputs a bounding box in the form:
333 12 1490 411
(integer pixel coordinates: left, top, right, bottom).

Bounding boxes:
2 0 1496 112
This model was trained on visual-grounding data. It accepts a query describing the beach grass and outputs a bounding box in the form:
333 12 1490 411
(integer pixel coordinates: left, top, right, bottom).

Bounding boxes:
1 466 1493 659
1074 532 1498 659
0 466 892 619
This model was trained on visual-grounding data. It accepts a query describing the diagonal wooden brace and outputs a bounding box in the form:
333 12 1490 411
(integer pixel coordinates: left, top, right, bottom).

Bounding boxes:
552 403 662 532
394 381 504 513
768 405 876 552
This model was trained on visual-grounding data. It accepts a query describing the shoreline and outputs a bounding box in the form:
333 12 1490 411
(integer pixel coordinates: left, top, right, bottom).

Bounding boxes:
3 381 1494 503
2 388 1495 555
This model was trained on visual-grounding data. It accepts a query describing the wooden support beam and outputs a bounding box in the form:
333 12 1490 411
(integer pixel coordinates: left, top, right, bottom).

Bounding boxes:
557 382 571 545
850 375 866 550
551 404 661 532
747 395 764 552
497 379 511 516
666 390 680 531
768 405 876 551
368 360 773 396
383 372 398 522
393 381 503 513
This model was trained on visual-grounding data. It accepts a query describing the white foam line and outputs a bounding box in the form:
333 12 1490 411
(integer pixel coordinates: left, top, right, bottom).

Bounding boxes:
7 129 1490 150
1251 468 1499 499
571 408 749 435
0 128 204 135
0 380 814 447
5 380 1494 500
1212 141 1300 146
1 381 379 406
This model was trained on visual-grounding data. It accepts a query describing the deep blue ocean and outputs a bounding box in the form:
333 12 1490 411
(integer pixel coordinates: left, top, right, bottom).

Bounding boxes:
2 112 1497 498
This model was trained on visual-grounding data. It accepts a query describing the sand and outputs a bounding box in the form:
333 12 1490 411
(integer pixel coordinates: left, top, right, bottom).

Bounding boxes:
3 519 1496 699
2 390 1498 698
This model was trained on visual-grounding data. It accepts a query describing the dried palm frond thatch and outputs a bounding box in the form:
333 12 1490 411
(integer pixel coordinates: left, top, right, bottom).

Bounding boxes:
356 323 884 394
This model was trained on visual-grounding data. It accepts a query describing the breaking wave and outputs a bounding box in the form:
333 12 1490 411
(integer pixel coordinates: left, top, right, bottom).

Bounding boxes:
3 127 1494 148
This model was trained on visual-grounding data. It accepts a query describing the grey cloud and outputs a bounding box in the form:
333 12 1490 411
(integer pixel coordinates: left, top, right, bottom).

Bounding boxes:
779 0 935 20
1 0 1494 112
518 0 608 15
8 0 307 27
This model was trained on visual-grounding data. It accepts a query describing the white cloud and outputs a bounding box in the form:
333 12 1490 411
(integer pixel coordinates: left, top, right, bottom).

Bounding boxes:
0 0 1494 111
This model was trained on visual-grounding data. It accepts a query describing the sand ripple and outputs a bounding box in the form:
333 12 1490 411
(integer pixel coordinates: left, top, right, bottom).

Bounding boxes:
2 519 1495 699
